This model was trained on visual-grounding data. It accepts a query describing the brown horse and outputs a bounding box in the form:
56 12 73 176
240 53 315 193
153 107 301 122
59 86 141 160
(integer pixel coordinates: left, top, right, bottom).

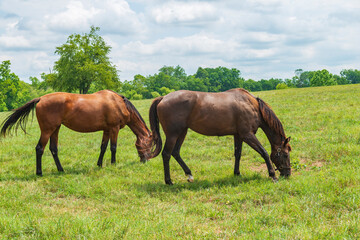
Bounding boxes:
149 88 291 185
1 90 154 176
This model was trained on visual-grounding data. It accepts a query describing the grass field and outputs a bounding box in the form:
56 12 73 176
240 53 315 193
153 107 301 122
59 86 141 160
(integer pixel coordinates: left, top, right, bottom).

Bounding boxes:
0 84 360 239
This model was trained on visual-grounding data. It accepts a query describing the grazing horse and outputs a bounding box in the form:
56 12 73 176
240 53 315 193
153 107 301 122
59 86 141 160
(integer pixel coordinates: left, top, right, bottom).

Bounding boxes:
1 90 154 176
149 88 291 185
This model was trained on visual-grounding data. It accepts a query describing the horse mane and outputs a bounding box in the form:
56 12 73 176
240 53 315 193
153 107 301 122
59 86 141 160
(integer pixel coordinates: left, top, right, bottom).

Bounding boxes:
256 97 286 141
110 90 149 131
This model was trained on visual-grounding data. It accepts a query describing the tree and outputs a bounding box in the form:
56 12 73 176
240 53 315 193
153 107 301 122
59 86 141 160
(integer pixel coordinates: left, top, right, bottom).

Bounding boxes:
292 69 310 88
158 87 175 96
194 67 243 92
243 79 262 91
309 69 337 87
183 75 208 92
50 26 120 94
144 72 173 92
340 69 360 84
333 74 349 85
276 83 289 90
0 60 30 111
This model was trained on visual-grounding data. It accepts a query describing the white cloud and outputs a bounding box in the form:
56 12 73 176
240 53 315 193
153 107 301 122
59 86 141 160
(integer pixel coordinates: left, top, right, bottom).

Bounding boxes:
44 0 145 35
46 1 100 32
30 52 53 72
151 1 218 25
1 0 360 82
121 34 238 58
0 35 31 49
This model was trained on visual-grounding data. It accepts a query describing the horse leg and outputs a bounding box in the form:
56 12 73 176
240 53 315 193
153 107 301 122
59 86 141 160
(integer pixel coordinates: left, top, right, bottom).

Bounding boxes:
243 133 277 181
171 129 193 182
162 136 178 185
97 131 110 167
234 135 243 176
35 132 51 176
49 126 64 172
110 128 120 165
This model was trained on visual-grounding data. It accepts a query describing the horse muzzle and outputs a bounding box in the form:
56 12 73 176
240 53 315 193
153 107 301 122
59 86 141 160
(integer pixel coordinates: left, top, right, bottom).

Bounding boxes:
279 168 291 178
140 157 149 163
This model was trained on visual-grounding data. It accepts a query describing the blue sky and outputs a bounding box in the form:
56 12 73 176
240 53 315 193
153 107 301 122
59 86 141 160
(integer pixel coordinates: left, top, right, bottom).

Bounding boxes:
0 0 359 82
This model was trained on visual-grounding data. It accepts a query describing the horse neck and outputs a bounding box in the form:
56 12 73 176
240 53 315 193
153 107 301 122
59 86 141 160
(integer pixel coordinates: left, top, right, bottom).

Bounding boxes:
127 114 150 140
260 123 283 150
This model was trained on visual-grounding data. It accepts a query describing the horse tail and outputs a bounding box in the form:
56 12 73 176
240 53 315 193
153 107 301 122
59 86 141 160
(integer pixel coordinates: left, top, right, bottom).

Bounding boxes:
149 96 163 158
0 98 40 137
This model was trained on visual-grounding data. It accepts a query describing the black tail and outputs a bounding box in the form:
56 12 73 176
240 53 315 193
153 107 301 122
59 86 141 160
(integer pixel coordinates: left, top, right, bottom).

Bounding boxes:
149 96 163 158
0 98 40 137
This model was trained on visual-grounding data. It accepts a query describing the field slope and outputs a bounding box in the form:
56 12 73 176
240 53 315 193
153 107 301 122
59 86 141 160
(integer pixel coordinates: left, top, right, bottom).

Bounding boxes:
0 84 360 239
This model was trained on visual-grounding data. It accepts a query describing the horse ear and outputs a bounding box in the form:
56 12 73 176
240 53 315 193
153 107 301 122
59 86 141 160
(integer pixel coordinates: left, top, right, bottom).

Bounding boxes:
283 136 291 146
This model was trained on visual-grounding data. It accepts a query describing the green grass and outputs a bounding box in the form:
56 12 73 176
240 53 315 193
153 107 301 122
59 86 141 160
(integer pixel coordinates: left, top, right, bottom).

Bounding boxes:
1 84 360 239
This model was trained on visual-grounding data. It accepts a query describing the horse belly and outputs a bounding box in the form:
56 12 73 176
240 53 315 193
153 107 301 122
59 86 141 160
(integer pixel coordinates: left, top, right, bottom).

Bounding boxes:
62 114 104 132
62 106 111 133
188 116 237 136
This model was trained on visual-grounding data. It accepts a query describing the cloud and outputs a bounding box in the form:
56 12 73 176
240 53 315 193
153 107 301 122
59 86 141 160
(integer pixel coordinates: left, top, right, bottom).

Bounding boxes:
150 1 218 25
94 0 145 35
121 34 236 57
46 1 100 32
1 0 360 82
0 35 31 49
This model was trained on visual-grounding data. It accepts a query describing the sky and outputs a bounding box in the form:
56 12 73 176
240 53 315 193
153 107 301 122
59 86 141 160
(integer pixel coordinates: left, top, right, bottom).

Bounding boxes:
0 0 360 82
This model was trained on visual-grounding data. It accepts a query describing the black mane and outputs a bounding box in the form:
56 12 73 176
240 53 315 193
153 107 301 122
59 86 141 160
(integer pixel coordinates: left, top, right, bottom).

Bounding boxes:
256 97 286 140
110 90 149 131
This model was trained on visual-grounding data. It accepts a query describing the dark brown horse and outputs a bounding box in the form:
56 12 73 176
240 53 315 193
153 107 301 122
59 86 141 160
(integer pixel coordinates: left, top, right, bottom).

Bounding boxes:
1 90 154 176
149 88 291 185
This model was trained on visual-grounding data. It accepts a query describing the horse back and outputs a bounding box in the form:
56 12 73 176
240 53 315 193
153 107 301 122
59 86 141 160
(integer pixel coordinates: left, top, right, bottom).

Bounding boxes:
36 91 130 132
158 89 261 136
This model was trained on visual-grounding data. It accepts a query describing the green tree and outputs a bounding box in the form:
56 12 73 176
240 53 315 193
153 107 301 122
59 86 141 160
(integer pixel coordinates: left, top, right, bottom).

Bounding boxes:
50 26 120 94
159 65 187 89
144 72 172 92
0 60 30 111
309 69 337 87
333 74 349 85
120 74 151 99
258 78 282 91
243 79 262 91
291 69 310 88
183 75 208 92
276 83 289 90
340 69 360 84
195 67 243 92
159 87 175 96
132 74 151 98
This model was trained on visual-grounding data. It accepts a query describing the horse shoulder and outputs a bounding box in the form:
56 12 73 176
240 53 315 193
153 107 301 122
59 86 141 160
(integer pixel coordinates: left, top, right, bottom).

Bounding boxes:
226 91 261 130
113 95 131 124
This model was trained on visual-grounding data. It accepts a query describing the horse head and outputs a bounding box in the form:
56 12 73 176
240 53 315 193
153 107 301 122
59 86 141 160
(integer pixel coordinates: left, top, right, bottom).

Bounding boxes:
135 133 153 163
270 137 292 177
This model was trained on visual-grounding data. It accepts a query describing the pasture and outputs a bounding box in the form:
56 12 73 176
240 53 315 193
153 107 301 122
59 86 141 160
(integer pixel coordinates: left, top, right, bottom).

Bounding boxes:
0 84 360 239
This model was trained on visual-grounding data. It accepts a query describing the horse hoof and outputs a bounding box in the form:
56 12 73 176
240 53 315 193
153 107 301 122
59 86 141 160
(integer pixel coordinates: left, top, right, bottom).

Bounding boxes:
272 177 278 183
165 180 173 185
187 175 194 183
36 173 43 177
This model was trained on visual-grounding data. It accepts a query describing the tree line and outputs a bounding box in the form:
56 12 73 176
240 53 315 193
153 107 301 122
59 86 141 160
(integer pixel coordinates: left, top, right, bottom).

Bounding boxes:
2 58 360 111
1 26 360 111
119 66 360 100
